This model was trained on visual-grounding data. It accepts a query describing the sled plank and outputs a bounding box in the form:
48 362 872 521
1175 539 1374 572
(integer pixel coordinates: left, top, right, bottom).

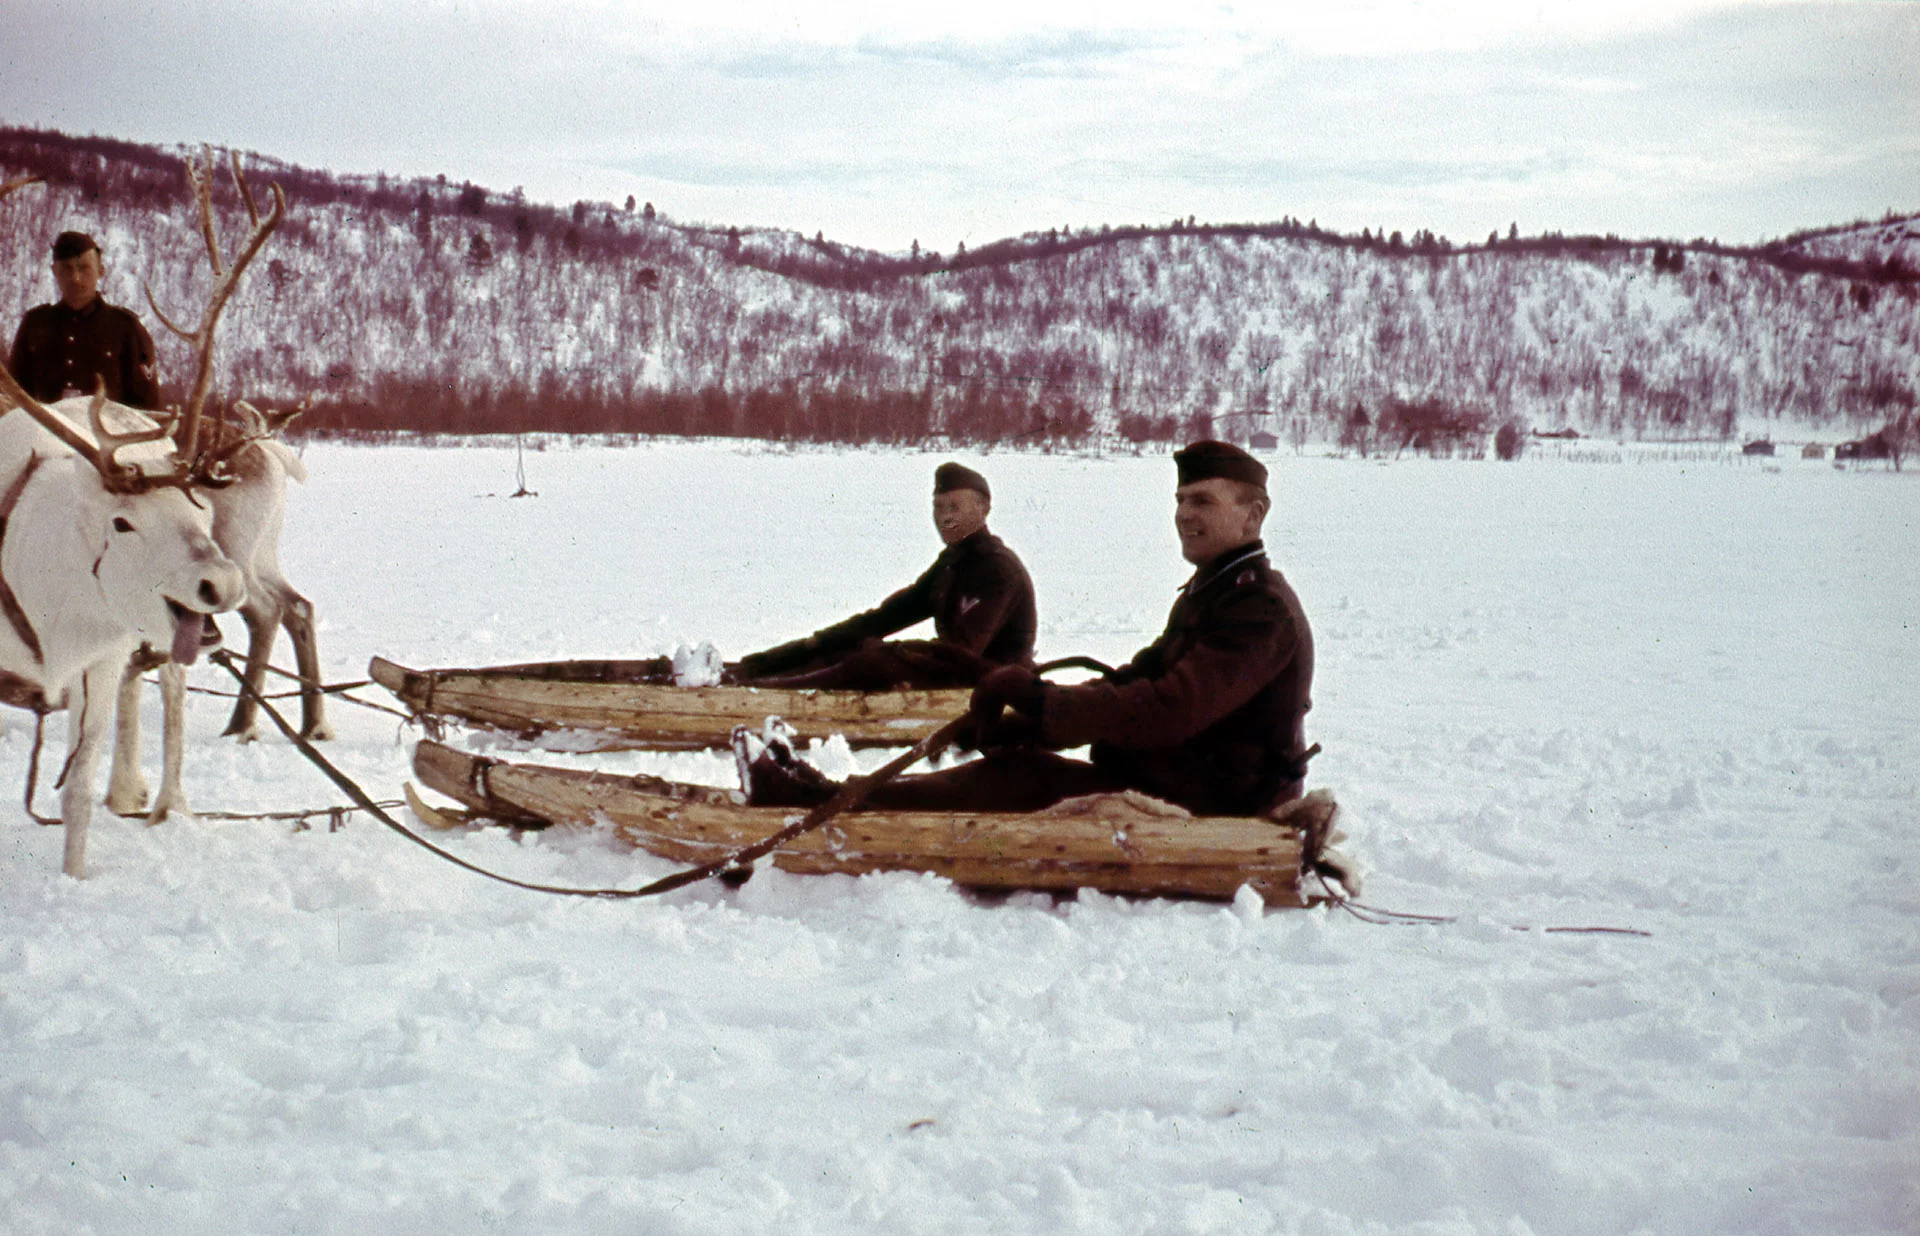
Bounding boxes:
372 656 967 751
411 739 1312 906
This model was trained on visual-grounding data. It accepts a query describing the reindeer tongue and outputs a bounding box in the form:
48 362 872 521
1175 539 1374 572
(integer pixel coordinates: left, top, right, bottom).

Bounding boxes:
171 610 210 667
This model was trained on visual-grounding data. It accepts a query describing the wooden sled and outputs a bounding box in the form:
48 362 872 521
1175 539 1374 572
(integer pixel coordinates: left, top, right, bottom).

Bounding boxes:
408 739 1338 906
370 656 970 752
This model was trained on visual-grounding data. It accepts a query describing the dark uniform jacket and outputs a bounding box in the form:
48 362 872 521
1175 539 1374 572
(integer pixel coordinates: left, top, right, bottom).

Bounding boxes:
815 527 1037 667
1039 540 1313 815
9 297 163 410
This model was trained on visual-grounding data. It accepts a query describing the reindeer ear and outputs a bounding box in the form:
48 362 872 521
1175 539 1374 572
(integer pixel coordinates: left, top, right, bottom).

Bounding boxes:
232 400 270 436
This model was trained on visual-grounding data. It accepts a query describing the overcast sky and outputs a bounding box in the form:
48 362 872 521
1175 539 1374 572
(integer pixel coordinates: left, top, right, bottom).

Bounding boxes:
4 1 1916 253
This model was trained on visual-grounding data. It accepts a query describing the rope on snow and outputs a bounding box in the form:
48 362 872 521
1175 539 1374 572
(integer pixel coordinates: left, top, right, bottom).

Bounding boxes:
1309 867 1652 938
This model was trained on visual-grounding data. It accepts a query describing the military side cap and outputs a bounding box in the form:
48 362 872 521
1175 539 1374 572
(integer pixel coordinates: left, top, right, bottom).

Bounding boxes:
1175 439 1268 490
934 461 990 500
51 231 101 261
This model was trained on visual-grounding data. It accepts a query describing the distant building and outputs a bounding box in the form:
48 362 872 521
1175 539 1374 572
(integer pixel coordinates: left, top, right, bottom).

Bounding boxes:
1248 431 1278 450
1801 443 1825 459
1836 431 1893 461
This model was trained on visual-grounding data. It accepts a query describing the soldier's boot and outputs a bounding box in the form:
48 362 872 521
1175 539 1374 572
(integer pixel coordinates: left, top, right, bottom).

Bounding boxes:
732 720 838 807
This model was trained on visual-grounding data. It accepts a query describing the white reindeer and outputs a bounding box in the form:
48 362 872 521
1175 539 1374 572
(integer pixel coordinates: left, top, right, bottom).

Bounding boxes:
1 154 287 874
108 401 332 822
0 384 246 876
201 411 332 746
104 151 327 823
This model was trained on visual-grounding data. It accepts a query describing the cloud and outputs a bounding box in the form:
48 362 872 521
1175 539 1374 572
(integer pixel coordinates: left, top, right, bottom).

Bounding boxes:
1 0 1912 250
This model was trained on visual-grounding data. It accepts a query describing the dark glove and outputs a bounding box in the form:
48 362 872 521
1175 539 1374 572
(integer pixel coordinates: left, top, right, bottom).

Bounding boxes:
965 710 1042 752
737 635 821 681
957 665 1042 750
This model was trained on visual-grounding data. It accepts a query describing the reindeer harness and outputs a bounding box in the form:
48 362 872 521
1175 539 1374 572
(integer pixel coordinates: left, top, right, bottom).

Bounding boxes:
0 454 49 682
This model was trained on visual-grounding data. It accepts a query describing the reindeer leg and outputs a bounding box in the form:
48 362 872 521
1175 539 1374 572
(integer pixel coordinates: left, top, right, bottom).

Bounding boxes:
62 662 120 879
283 592 333 740
148 662 190 823
223 601 277 742
106 655 152 816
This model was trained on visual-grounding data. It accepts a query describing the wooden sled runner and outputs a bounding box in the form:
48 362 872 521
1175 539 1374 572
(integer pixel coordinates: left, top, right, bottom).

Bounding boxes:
408 739 1337 906
370 656 970 751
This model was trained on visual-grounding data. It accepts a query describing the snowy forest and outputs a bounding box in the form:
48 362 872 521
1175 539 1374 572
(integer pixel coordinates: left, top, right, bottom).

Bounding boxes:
2 125 1917 451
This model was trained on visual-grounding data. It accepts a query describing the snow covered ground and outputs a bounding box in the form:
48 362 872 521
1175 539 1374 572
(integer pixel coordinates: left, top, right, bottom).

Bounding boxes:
1 440 1914 1235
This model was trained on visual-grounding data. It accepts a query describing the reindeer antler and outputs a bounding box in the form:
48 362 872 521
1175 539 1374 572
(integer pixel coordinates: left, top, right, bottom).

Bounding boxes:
144 146 286 461
190 397 310 486
0 372 177 493
88 390 180 477
251 396 308 436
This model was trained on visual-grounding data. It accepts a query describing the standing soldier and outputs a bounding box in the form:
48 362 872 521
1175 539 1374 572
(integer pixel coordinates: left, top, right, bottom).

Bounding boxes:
733 461 1038 691
9 231 163 410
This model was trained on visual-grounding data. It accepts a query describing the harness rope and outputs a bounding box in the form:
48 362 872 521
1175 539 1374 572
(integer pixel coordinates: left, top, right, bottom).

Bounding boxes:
180 659 410 720
210 649 969 900
1307 866 1652 937
24 710 57 826
0 455 48 665
139 802 406 827
18 657 408 827
20 678 96 827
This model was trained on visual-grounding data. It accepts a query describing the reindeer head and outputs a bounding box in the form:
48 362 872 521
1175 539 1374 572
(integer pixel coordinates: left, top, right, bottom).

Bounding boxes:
75 437 247 667
190 397 309 488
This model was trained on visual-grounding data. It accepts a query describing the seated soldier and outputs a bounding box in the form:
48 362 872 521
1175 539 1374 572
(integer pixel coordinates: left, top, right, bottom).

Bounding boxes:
733 462 1037 691
749 440 1315 816
9 231 163 410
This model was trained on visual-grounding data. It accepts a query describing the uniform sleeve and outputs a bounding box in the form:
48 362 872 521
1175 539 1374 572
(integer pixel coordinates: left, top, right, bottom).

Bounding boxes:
941 552 1022 656
122 315 163 411
812 560 939 653
1102 638 1163 687
9 314 38 394
1041 590 1297 749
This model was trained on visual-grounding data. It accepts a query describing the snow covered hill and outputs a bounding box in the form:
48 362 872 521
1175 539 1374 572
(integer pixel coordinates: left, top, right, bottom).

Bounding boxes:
3 128 1915 447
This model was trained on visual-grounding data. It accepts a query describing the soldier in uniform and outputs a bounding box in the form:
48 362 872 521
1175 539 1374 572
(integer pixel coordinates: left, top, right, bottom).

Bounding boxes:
732 462 1037 691
749 440 1315 815
9 231 163 410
